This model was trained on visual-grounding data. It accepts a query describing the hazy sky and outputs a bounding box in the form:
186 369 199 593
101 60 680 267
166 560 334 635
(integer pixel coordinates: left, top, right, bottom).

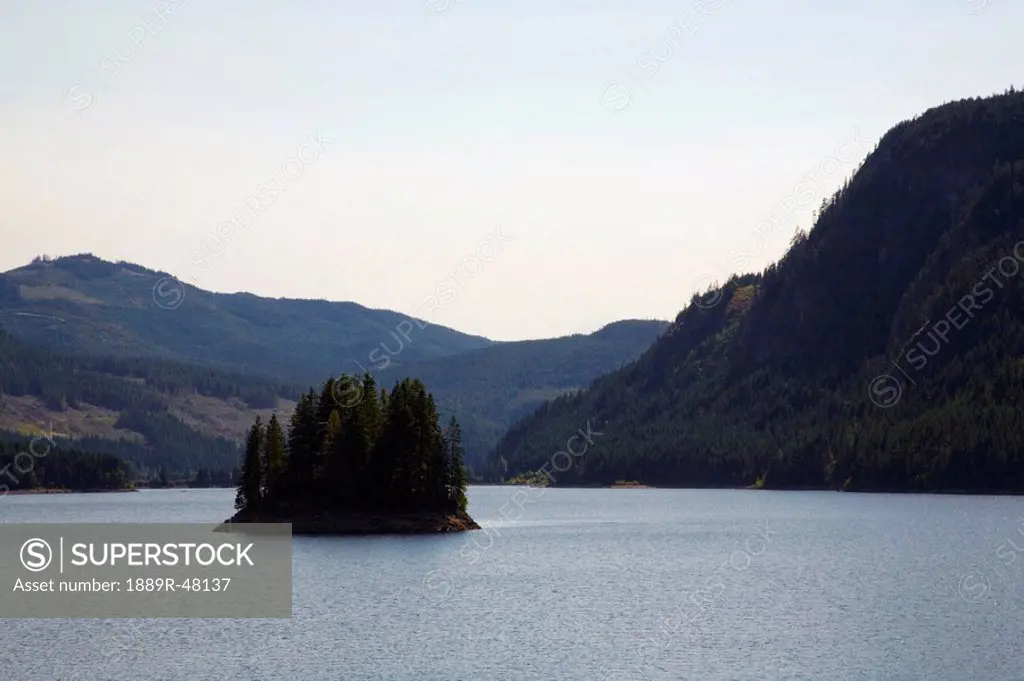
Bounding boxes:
1 0 1020 341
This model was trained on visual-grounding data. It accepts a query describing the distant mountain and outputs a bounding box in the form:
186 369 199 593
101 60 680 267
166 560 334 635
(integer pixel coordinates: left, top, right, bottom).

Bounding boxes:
0 254 493 381
492 88 1024 494
0 254 668 474
380 319 668 471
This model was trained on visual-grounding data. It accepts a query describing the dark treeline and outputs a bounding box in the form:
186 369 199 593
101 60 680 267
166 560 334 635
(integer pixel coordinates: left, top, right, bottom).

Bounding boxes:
0 434 133 491
492 88 1024 494
112 409 240 472
0 330 301 474
60 431 237 478
235 374 468 514
137 465 236 488
189 467 236 487
0 330 300 412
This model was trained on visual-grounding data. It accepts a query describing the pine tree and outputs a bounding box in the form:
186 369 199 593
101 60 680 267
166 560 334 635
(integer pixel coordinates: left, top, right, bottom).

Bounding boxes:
325 374 379 509
407 381 433 505
312 378 338 488
377 380 418 508
359 373 383 441
236 415 265 512
421 393 446 507
353 372 383 503
444 415 468 511
286 390 318 501
322 408 345 506
262 413 288 506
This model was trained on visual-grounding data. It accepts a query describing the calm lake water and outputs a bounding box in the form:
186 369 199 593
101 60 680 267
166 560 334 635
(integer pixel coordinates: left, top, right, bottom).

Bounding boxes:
2 486 1023 680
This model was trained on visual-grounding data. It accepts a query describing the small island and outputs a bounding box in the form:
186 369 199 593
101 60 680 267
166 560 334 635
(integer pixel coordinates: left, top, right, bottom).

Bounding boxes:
226 373 480 535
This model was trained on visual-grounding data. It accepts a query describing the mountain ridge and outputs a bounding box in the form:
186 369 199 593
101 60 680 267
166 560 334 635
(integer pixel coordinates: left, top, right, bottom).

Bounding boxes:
0 253 494 380
491 87 1024 493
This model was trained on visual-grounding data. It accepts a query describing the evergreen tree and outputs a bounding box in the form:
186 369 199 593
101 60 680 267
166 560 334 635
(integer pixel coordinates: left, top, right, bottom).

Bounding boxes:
0 437 131 492
421 393 446 506
312 378 338 487
324 374 375 508
262 413 288 505
286 390 318 500
352 372 383 501
192 467 210 487
322 408 346 506
379 381 419 508
236 416 265 512
444 415 468 511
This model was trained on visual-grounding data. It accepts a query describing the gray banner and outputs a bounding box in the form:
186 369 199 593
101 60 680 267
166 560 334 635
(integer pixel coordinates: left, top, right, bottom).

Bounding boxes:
0 523 292 618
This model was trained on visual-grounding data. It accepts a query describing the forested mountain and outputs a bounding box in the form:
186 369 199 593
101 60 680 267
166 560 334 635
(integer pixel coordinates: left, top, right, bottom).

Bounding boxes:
0 331 298 477
0 255 666 473
0 253 492 381
381 320 667 470
492 88 1024 493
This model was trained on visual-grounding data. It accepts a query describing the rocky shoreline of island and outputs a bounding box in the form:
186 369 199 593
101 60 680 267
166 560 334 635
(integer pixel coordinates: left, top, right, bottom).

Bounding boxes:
222 507 480 536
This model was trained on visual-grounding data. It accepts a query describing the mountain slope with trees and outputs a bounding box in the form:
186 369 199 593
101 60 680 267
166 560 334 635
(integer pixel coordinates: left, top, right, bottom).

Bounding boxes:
0 330 299 478
0 317 665 475
0 432 133 493
1 257 666 473
381 319 667 471
491 88 1024 493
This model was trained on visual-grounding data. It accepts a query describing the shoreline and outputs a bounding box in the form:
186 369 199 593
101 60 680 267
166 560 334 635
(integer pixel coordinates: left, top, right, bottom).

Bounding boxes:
4 487 137 495
491 482 1024 496
222 508 481 536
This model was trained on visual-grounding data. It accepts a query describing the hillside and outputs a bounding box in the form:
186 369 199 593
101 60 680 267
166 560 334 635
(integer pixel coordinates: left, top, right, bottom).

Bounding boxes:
0 331 298 477
0 257 667 473
492 88 1024 494
381 319 667 471
0 254 492 381
0 432 133 492
0 318 666 476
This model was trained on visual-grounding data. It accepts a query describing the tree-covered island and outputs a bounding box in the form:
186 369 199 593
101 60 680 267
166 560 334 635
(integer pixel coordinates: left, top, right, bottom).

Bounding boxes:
227 373 479 534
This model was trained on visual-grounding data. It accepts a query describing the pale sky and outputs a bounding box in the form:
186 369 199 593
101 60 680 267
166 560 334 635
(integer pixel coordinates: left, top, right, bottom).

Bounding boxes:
1 0 1020 341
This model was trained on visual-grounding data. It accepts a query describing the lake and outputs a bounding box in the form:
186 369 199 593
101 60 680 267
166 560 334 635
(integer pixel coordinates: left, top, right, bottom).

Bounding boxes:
2 486 1023 680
